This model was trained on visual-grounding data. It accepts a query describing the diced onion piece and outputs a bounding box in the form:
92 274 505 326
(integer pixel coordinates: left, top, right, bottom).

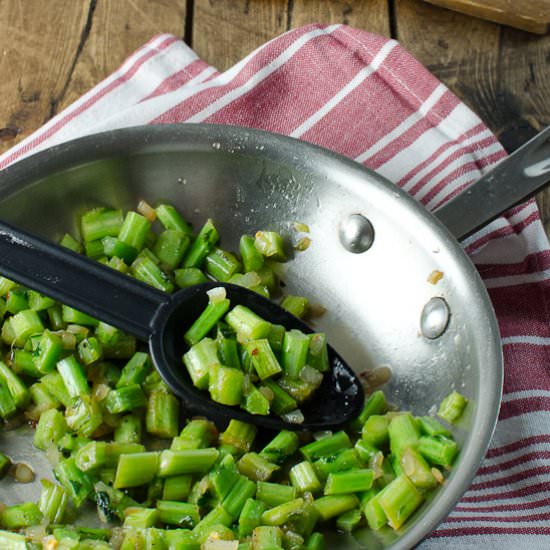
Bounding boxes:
56 331 77 349
137 200 157 222
233 272 261 288
432 467 445 484
109 528 126 549
45 446 62 467
259 386 274 402
360 366 392 392
294 237 312 251
203 540 239 550
43 535 58 550
12 462 35 483
207 287 227 303
282 409 305 424
25 525 47 544
427 270 444 284
123 506 144 518
293 222 310 233
93 382 111 402
66 324 90 337
307 303 327 318
300 365 323 386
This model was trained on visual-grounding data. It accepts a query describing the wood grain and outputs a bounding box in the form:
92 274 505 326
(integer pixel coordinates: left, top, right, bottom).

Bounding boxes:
192 0 390 71
1 0 549 235
395 0 501 124
289 0 390 36
396 1 550 145
192 0 288 71
423 0 550 34
59 0 187 111
497 28 550 149
395 0 550 235
499 28 550 230
0 0 91 154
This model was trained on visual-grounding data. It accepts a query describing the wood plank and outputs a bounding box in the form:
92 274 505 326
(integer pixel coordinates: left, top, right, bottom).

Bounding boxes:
499 27 550 235
396 0 550 237
289 0 390 37
395 0 501 129
396 0 550 147
59 0 187 111
423 0 550 35
192 0 391 72
0 0 91 154
192 0 288 72
497 28 550 150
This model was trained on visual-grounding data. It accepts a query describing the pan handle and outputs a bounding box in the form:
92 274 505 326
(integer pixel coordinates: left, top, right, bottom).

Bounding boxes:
433 126 550 241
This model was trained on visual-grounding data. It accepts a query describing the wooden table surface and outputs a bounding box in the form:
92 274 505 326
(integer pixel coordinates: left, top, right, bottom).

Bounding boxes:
1 0 549 235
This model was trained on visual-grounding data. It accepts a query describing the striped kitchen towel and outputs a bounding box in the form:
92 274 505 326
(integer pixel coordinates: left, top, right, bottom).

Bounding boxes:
1 24 549 548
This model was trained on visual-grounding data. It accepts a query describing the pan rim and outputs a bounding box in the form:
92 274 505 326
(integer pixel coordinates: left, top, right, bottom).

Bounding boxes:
0 123 503 549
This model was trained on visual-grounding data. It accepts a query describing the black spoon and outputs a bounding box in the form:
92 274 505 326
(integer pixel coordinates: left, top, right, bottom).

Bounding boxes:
0 220 364 430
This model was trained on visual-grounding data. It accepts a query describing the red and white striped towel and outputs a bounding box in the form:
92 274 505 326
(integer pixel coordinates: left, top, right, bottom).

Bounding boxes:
2 24 550 547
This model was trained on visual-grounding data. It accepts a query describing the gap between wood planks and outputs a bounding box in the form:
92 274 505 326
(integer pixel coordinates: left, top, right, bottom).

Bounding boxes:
184 0 194 47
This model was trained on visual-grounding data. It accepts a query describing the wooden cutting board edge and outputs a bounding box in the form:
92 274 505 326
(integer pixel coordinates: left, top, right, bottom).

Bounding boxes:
423 0 550 34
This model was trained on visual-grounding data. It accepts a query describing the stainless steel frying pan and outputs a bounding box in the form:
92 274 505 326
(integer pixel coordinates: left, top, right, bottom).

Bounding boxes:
0 123 548 548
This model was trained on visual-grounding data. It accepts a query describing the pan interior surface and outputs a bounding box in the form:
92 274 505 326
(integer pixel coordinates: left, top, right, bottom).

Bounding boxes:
0 125 502 549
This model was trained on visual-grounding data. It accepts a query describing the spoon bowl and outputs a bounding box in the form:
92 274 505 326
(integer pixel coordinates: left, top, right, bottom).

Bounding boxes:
0 220 364 430
150 281 364 430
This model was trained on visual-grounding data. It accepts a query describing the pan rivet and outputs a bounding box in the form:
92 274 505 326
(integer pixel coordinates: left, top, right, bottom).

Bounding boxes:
339 214 374 253
421 297 450 339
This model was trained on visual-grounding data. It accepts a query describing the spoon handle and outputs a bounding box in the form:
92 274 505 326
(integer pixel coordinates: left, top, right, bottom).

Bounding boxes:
0 221 169 341
434 125 550 240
